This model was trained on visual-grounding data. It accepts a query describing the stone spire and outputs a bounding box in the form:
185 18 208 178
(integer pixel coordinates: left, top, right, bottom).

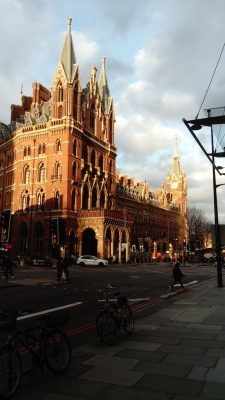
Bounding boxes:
98 57 111 112
172 135 181 176
60 17 76 82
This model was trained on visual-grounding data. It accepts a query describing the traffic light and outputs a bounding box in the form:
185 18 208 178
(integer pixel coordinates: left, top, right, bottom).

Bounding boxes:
1 212 5 228
1 210 11 243
50 219 58 245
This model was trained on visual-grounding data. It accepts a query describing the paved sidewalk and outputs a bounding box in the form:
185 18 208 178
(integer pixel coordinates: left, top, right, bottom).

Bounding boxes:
12 276 225 400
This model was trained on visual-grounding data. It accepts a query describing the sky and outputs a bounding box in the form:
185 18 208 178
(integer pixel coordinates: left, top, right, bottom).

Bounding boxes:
1 0 225 221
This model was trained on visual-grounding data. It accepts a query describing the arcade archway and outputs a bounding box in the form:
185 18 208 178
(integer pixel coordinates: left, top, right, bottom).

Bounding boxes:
82 228 97 256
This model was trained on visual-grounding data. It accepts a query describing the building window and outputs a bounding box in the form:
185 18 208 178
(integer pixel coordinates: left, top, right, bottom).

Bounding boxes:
56 139 61 153
90 104 95 130
56 163 61 179
28 146 31 157
58 105 63 119
24 147 27 158
22 195 29 212
73 140 77 156
38 144 42 156
71 189 76 211
54 190 60 209
58 82 63 102
24 166 30 184
72 162 76 178
42 143 46 154
37 192 45 211
39 164 46 183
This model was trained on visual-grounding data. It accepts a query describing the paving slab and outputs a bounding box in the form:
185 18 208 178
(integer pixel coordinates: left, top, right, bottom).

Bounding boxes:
75 343 122 356
134 323 160 331
180 338 225 349
116 348 166 362
122 340 161 351
135 360 191 378
204 348 225 358
187 323 223 331
98 386 170 400
159 344 206 356
201 381 225 399
163 353 217 368
187 366 208 381
44 395 82 400
205 358 225 383
82 354 139 369
135 374 203 396
79 366 145 387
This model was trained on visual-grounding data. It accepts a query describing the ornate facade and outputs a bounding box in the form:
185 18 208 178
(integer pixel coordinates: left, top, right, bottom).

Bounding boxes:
0 19 187 262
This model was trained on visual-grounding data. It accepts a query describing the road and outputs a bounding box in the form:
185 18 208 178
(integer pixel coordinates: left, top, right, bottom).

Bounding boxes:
0 262 217 346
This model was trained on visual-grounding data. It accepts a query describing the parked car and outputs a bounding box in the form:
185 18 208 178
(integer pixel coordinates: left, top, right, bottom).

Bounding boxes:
31 255 52 267
76 255 109 267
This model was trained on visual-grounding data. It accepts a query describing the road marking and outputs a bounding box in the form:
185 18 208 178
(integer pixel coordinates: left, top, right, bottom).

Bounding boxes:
18 302 82 321
130 275 140 279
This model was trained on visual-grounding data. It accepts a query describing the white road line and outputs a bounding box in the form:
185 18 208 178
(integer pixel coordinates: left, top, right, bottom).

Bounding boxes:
18 302 82 321
130 275 140 279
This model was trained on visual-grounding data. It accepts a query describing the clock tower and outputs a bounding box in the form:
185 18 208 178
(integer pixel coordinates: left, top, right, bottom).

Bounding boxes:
167 138 187 215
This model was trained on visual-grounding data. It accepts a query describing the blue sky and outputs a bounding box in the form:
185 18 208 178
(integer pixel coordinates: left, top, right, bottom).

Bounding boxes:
1 0 225 220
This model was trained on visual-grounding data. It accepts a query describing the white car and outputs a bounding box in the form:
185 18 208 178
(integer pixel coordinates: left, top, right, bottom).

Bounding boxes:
76 255 108 267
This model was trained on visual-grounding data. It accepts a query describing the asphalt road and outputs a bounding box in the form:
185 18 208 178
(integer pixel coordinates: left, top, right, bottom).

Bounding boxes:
0 262 217 348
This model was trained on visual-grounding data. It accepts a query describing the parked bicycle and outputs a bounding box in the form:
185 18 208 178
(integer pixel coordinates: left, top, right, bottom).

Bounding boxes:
96 284 134 345
0 308 72 399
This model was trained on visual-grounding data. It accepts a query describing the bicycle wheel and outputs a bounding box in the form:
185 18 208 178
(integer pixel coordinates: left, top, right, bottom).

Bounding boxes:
122 304 134 334
0 346 22 399
44 329 71 374
96 310 118 345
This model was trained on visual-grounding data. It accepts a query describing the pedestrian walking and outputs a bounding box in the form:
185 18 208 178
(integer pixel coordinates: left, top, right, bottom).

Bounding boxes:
170 261 184 289
3 253 14 281
56 256 70 282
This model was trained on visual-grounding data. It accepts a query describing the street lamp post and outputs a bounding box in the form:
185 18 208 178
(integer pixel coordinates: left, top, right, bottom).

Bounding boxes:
208 110 223 287
183 110 225 287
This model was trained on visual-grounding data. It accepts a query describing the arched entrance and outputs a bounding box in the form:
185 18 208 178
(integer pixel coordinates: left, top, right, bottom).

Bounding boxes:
82 228 97 256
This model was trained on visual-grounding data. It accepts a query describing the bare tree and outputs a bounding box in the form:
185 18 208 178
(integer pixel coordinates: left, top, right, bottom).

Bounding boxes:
187 207 212 249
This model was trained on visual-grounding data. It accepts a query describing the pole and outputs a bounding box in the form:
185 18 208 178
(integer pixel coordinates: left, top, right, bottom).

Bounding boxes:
208 109 223 287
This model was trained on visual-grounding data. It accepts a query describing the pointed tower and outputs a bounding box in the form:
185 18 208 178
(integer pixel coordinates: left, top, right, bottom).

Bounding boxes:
167 137 187 214
98 57 114 145
51 18 81 120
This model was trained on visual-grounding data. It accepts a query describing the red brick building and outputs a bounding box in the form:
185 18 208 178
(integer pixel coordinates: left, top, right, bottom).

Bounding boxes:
0 19 187 262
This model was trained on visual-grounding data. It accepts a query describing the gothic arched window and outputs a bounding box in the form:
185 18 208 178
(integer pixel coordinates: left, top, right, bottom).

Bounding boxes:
71 188 76 211
58 105 63 119
56 139 61 153
72 161 76 179
91 149 96 168
99 154 103 171
39 164 46 183
54 190 60 209
90 103 95 131
73 140 77 156
56 162 61 179
24 165 30 184
58 82 63 102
